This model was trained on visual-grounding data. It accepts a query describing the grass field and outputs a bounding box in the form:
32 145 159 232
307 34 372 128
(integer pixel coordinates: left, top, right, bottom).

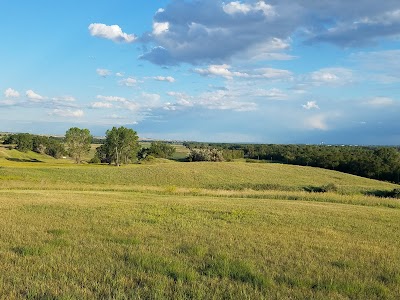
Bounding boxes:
0 146 400 299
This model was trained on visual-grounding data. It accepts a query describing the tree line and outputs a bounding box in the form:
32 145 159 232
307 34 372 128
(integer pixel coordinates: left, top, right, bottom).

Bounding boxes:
184 142 400 183
4 130 400 183
3 127 176 165
3 133 66 158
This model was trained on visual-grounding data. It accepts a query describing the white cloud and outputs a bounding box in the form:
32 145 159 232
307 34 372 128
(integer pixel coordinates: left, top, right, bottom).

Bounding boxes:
302 68 354 86
4 88 20 98
195 64 292 80
305 114 328 130
223 1 276 17
255 68 292 79
119 77 137 87
223 2 252 15
167 89 257 112
97 68 112 77
97 95 127 102
115 72 124 77
153 76 175 83
90 102 113 109
254 88 287 100
153 22 169 36
302 101 320 110
52 96 76 102
195 64 238 79
254 1 276 17
26 90 45 101
51 109 84 118
88 23 136 43
366 97 395 106
97 94 138 110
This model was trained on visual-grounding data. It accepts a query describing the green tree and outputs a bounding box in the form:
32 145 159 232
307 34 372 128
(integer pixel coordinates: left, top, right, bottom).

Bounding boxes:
46 139 66 159
147 141 176 158
104 126 140 166
15 133 33 152
32 135 48 154
65 127 92 163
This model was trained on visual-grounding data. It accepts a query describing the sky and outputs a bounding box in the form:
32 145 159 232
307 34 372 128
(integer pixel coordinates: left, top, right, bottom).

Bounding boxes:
1 0 400 144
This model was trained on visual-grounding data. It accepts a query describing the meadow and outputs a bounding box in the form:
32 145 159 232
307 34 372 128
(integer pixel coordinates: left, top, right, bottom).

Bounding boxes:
0 146 400 299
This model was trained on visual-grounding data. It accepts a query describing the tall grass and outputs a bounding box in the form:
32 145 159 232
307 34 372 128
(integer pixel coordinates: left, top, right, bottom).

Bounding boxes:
0 156 400 298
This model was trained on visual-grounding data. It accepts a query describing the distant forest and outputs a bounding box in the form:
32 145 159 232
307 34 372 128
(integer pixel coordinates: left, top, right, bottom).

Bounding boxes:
2 131 400 184
184 142 400 184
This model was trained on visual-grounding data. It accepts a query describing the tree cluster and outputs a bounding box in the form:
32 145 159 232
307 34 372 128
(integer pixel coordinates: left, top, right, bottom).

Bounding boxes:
184 142 243 161
139 141 176 159
94 126 139 166
3 133 66 158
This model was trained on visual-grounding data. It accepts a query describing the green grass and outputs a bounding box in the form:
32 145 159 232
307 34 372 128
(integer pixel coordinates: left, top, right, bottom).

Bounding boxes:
0 149 400 299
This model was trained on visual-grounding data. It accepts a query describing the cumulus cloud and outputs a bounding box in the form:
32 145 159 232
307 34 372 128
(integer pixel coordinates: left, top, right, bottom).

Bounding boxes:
90 102 113 109
152 76 175 83
96 68 112 77
137 0 400 65
52 96 76 102
223 1 276 17
119 77 138 87
153 22 169 36
302 101 320 110
303 68 354 86
26 90 45 101
4 88 20 98
96 95 127 102
51 109 84 118
195 64 292 80
167 89 257 112
89 23 136 43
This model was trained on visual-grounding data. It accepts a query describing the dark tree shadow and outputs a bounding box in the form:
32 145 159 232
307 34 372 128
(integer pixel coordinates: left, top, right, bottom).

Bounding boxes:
365 189 400 198
6 158 43 163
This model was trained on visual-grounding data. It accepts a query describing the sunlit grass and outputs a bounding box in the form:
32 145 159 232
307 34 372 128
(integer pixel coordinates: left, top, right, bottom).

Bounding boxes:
0 149 400 298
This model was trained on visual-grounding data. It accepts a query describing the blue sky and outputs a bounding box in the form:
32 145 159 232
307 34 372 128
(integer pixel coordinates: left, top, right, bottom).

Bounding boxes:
1 0 399 144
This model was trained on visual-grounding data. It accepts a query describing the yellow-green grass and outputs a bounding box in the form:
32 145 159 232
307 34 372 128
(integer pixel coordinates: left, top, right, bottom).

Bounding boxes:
1 158 398 194
1 153 400 298
0 190 399 299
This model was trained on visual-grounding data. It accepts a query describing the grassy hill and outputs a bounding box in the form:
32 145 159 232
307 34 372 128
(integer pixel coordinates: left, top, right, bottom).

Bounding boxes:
0 147 399 299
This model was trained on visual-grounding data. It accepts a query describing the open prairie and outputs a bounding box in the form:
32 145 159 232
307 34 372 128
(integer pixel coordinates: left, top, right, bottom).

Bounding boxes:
0 148 399 299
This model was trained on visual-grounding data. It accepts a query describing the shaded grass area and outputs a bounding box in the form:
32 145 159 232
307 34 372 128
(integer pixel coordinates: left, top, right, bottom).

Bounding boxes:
0 191 399 299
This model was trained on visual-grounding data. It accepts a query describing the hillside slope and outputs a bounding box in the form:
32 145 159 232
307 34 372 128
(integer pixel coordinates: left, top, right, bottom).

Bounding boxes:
0 155 398 195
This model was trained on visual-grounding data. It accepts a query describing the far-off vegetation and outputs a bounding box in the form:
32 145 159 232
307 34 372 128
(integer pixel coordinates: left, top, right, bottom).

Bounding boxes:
1 126 400 298
3 129 400 185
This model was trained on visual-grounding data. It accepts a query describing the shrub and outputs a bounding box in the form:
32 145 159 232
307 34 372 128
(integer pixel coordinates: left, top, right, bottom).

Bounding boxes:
188 148 224 162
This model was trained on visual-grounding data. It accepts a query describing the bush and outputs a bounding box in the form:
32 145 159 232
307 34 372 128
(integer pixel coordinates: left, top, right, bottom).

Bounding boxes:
89 156 101 164
188 148 224 162
304 183 338 193
321 183 338 193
